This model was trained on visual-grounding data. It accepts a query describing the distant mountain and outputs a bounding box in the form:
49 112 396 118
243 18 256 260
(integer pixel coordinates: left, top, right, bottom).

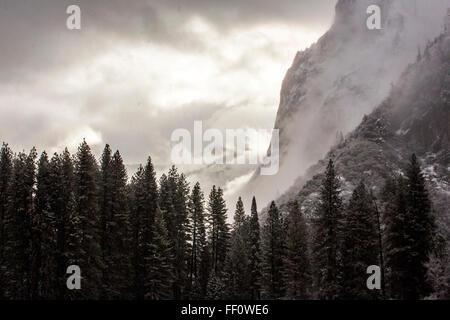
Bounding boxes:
268 21 450 238
237 0 450 208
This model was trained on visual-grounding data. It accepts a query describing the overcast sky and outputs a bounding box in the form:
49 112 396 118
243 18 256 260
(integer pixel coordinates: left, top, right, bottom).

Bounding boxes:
0 0 335 170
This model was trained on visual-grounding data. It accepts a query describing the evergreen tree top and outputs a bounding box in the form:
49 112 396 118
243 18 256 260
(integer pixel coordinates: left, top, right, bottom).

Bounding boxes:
233 197 246 231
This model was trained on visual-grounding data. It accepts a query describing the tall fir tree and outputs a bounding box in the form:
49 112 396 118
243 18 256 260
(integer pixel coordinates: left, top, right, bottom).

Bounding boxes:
3 148 37 299
173 172 191 299
145 207 174 300
55 149 75 298
312 159 344 300
283 201 311 299
98 146 132 299
425 223 450 299
31 152 58 299
187 182 208 298
384 155 436 299
425 197 450 300
107 150 132 298
248 196 261 300
130 156 160 299
207 186 229 276
159 167 190 299
129 165 146 300
383 176 410 299
0 143 13 299
405 154 435 299
341 182 379 300
224 197 250 299
261 201 285 299
99 144 113 299
71 140 103 299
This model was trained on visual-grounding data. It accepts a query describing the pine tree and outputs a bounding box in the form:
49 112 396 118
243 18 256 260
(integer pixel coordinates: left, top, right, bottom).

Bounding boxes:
426 221 450 299
107 150 132 298
248 196 261 300
224 197 250 299
198 242 211 299
207 186 229 276
233 197 246 229
384 155 436 300
312 159 344 300
404 154 435 298
0 143 13 299
71 140 103 299
130 157 174 300
341 182 379 300
261 201 285 299
129 165 145 300
283 201 311 299
187 182 208 298
130 156 177 300
145 207 174 300
99 144 113 299
383 176 410 299
98 146 132 299
3 148 37 299
173 172 190 299
159 167 190 299
31 152 58 299
55 149 75 298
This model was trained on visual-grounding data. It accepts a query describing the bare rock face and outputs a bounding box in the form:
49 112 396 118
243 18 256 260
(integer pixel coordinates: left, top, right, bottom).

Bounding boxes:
237 0 450 208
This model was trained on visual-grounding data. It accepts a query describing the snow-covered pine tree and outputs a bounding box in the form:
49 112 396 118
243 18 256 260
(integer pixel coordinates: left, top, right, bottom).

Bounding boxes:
107 150 132 299
159 166 190 299
99 146 132 299
145 207 174 300
312 159 344 300
130 156 159 299
31 152 58 299
404 154 435 299
426 217 450 299
198 238 211 299
341 181 379 300
224 197 250 299
72 140 103 299
383 176 410 299
384 155 436 300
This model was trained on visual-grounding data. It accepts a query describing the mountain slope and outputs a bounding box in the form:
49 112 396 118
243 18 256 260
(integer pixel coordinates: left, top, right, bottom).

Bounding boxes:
238 0 450 207
270 26 450 236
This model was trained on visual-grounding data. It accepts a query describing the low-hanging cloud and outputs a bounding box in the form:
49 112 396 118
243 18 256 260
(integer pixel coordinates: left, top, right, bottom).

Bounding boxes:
0 0 335 194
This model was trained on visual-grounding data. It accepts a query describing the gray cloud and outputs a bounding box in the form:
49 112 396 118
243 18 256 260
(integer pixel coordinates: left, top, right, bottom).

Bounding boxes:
0 0 334 80
0 0 335 182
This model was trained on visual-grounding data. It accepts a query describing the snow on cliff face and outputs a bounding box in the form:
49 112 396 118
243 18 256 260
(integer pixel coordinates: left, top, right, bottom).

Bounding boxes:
237 0 450 208
267 24 450 222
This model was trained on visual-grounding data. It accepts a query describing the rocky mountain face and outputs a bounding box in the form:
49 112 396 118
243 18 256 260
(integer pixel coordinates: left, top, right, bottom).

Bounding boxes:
270 24 450 238
239 0 450 208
